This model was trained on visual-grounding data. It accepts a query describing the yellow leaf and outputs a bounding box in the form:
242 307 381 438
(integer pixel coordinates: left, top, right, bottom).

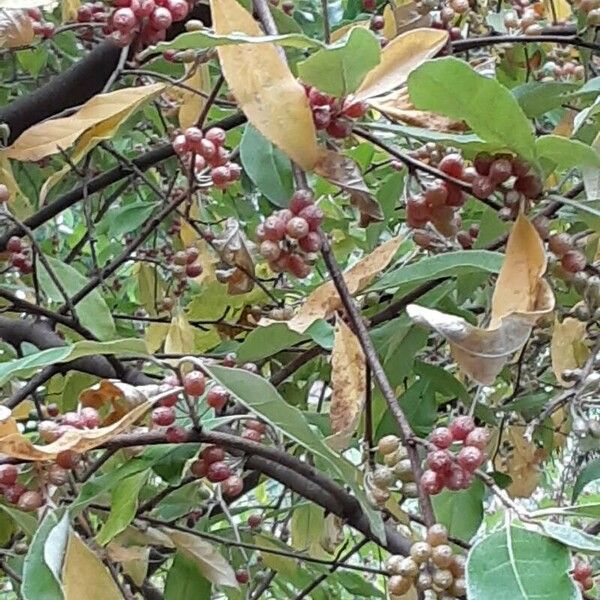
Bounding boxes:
61 0 80 22
552 108 576 137
0 10 33 49
394 1 432 35
145 322 169 354
543 0 571 20
178 64 210 129
354 28 448 102
408 214 555 385
0 396 156 461
62 533 122 600
326 318 366 451
4 83 165 162
11 399 35 421
135 262 163 316
211 0 318 170
287 235 403 333
382 4 396 39
165 311 195 354
106 542 149 587
551 317 589 387
0 154 32 218
330 21 369 42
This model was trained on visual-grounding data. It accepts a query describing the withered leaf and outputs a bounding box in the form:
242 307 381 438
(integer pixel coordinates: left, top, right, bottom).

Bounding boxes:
212 218 255 294
551 316 589 387
0 9 34 49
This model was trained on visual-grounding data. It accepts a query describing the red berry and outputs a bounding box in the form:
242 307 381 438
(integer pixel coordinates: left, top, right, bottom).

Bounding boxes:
488 158 513 185
163 49 177 62
514 174 542 199
446 465 470 491
18 490 43 512
185 263 203 278
427 450 452 473
424 182 448 208
286 216 309 240
112 7 137 31
207 461 231 483
6 236 22 253
465 427 489 449
326 117 352 139
472 175 495 199
184 371 206 396
184 127 203 150
77 5 93 20
222 353 236 367
135 0 155 16
439 153 464 178
561 250 587 273
4 483 25 504
457 445 484 472
574 561 593 581
248 514 262 528
430 427 453 449
206 386 230 410
56 451 79 470
242 428 263 442
299 231 322 253
166 426 187 443
449 416 475 441
298 205 323 231
152 406 176 426
222 475 244 497
81 407 100 429
406 195 430 223
445 184 465 207
457 230 473 249
370 15 384 29
289 189 314 214
342 99 368 119
263 216 287 242
150 5 172 28
166 0 188 20
511 157 530 178
211 166 230 187
193 155 207 173
10 253 28 270
190 459 207 478
469 223 480 239
235 569 250 584
286 253 311 278
308 88 331 107
548 233 572 256
420 469 445 495
362 0 376 9
313 107 331 130
205 127 226 146
158 384 179 407
185 246 199 263
0 465 17 486
473 153 493 176
201 445 226 464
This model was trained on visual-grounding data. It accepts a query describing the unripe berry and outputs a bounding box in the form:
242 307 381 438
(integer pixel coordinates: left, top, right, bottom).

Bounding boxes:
388 575 412 595
432 544 454 568
562 250 587 273
439 153 464 178
286 216 309 239
222 474 244 497
150 5 172 29
263 216 286 242
152 406 176 426
17 490 43 512
184 371 206 396
449 415 475 441
430 427 453 449
207 461 231 482
112 7 137 31
410 541 432 563
426 523 448 546
206 386 229 410
166 425 187 443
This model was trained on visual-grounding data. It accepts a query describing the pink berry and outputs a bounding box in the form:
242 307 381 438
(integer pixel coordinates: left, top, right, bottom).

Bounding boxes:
235 569 250 584
166 0 188 20
184 126 203 149
81 407 101 429
185 263 203 277
342 99 368 119
286 253 311 278
446 465 470 491
190 459 207 477
298 205 323 231
488 158 513 185
198 139 217 160
6 236 22 253
158 384 179 407
112 7 136 31
173 134 189 155
166 426 187 443
78 5 93 20
308 88 331 107
18 490 43 512
248 514 262 528
457 446 484 472
286 216 309 239
207 461 231 483
207 386 230 410
211 166 230 187
242 428 262 443
201 445 226 464
420 469 445 495
574 561 593 581
426 449 452 473
205 127 226 146
222 475 244 497
472 175 495 199
561 250 587 273
246 420 267 433
263 216 287 242
465 427 489 449
439 153 464 178
473 153 493 176
152 406 176 426
62 411 84 429
430 427 453 449
299 231 322 253
228 163 242 181
326 118 352 139
149 5 172 29
0 465 17 486
289 190 314 214
313 107 331 130
184 371 205 396
135 0 155 16
4 483 25 504
449 416 475 441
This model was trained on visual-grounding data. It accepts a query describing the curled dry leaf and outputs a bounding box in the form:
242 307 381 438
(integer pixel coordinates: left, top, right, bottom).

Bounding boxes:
320 513 345 554
407 215 555 385
62 534 123 600
165 311 196 355
382 4 396 40
0 393 156 461
106 541 149 587
166 529 239 587
0 9 33 49
4 83 165 162
212 218 255 294
326 318 366 451
353 28 448 102
394 2 432 34
177 64 210 129
493 423 545 498
211 0 318 170
314 149 383 223
287 235 403 333
551 316 589 387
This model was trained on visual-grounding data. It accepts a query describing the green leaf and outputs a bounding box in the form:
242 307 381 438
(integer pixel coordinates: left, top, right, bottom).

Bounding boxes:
466 525 579 600
0 503 38 538
298 28 381 97
573 457 600 501
539 521 600 554
575 94 600 133
43 511 70 584
99 202 158 239
240 125 294 207
432 479 484 542
512 81 579 118
414 360 468 401
21 510 65 600
150 482 208 521
408 57 536 162
291 504 329 558
151 444 200 485
165 552 211 600
236 322 308 362
536 135 600 171
17 47 48 77
38 256 116 340
0 338 146 387
369 250 504 291
96 470 149 546
204 364 386 544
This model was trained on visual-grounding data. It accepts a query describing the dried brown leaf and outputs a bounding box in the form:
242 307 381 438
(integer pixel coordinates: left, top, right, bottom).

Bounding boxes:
551 316 590 387
0 9 33 48
287 236 403 333
394 2 432 33
326 318 366 451
213 218 256 294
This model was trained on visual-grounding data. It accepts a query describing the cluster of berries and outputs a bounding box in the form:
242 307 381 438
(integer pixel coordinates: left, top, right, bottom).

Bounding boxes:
0 465 46 512
256 190 323 279
5 236 32 275
172 127 241 189
420 416 488 495
189 445 244 497
370 435 419 506
572 558 596 592
25 8 56 38
386 524 466 598
303 86 368 139
547 232 588 275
